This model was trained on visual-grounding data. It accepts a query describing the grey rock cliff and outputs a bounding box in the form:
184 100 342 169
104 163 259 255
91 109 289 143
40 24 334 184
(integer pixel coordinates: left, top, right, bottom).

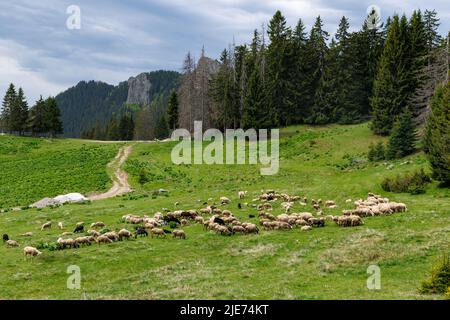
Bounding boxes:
126 73 152 105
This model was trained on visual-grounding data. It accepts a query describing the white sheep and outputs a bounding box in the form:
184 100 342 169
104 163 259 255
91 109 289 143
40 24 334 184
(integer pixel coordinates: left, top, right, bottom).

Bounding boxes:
41 221 52 231
23 246 42 258
58 222 64 230
6 240 19 247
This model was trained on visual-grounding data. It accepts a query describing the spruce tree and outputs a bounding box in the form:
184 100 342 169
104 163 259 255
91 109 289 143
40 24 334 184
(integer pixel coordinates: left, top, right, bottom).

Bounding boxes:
386 108 417 159
155 115 169 139
424 82 449 185
304 16 329 123
1 83 16 132
290 18 309 123
423 9 442 52
29 96 47 136
311 39 338 124
266 10 292 127
45 97 63 137
16 88 29 134
371 15 411 135
167 90 179 131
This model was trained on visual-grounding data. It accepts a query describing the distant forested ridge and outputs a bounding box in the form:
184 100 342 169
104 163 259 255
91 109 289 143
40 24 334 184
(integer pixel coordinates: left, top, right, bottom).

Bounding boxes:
56 70 180 138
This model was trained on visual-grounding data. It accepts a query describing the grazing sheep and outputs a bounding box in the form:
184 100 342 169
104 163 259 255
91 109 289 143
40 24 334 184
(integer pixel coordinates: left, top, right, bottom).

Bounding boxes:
58 222 64 230
301 226 312 231
345 199 352 203
103 231 119 242
232 225 246 234
238 191 247 199
172 229 186 239
24 246 41 258
295 219 308 226
309 217 325 227
135 227 148 238
23 246 42 258
73 224 84 233
194 216 204 224
180 219 189 226
257 203 273 211
96 235 113 244
325 200 336 208
3 234 9 242
57 237 76 249
220 196 231 204
6 240 19 247
281 202 294 213
21 232 33 237
150 228 166 238
244 223 259 234
313 203 321 210
76 222 84 228
87 230 100 237
75 236 92 247
216 225 232 236
298 212 313 221
118 229 132 241
90 222 106 229
41 222 52 231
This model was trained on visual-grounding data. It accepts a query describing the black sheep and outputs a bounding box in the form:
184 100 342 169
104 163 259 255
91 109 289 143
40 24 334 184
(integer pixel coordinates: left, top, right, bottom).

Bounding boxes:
73 225 84 233
213 217 225 225
2 234 9 242
238 203 242 209
163 229 172 234
248 214 255 218
135 227 148 238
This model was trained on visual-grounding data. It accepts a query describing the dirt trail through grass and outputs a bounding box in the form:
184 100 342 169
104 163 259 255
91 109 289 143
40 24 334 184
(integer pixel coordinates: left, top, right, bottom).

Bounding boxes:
88 145 133 200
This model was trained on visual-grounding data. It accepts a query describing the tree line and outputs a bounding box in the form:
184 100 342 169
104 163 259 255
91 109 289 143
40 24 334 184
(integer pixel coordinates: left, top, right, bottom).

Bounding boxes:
0 84 63 137
175 9 446 133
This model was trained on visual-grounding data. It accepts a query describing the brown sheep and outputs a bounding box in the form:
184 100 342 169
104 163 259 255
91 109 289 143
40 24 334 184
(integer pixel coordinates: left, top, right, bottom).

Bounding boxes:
104 231 119 242
172 229 186 239
96 235 113 244
150 228 166 238
90 222 105 229
232 225 246 234
118 229 132 241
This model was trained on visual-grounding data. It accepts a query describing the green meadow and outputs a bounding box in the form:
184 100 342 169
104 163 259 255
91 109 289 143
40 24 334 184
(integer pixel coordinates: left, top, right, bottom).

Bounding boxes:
0 123 448 299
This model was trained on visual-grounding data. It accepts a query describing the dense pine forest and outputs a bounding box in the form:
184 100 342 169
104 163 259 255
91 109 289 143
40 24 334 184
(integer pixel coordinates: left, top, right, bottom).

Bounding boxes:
0 84 63 137
174 9 448 134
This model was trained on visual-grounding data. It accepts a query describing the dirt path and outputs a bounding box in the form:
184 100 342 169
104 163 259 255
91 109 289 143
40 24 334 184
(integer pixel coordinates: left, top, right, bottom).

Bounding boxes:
88 145 133 201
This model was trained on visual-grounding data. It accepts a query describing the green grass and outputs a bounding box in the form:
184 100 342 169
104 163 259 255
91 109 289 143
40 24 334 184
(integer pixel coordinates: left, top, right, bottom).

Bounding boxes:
0 123 448 299
0 136 120 208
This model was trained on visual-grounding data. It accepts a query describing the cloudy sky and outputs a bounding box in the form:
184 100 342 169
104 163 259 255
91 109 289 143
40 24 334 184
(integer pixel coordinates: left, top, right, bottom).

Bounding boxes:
0 0 448 103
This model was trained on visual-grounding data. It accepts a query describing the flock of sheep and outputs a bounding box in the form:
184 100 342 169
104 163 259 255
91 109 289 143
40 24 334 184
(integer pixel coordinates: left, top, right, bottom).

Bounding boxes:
2 190 407 259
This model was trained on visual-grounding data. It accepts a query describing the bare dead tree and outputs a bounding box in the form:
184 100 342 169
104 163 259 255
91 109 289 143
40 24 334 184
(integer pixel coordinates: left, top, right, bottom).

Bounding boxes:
410 39 449 128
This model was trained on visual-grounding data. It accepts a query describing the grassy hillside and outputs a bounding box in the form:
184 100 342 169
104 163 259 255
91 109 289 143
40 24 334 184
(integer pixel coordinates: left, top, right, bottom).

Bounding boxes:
0 123 448 299
0 135 119 208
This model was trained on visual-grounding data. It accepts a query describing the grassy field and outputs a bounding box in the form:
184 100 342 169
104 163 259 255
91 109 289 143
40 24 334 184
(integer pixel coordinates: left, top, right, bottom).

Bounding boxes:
0 136 119 208
0 123 448 299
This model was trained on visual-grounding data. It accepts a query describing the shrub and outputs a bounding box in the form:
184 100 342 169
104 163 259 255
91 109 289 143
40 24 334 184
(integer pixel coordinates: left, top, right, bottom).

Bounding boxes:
381 169 431 194
169 221 178 229
368 142 386 162
420 255 450 295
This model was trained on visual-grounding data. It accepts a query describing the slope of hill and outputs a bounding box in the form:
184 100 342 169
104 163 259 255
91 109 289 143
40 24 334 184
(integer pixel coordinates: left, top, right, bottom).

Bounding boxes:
0 123 448 299
56 71 180 138
0 135 119 208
